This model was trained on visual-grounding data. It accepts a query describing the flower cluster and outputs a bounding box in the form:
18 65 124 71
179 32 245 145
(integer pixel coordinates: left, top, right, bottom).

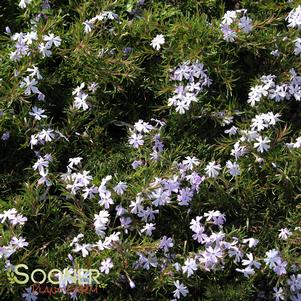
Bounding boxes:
128 118 165 162
247 70 301 106
0 209 28 263
72 82 99 110
10 30 61 61
168 61 212 114
187 215 301 300
287 5 301 29
220 9 253 42
83 11 119 33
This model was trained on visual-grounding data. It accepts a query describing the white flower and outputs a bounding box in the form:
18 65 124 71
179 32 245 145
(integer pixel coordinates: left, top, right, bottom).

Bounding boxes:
83 21 94 33
236 266 255 278
113 181 127 195
150 34 165 50
73 92 89 110
72 83 85 96
254 136 271 153
100 258 113 274
0 208 18 223
128 132 144 148
294 38 301 56
224 126 238 136
175 100 190 114
273 286 284 301
226 160 241 176
32 155 50 176
222 10 237 25
68 157 83 169
27 65 42 79
231 141 248 159
9 214 28 225
141 223 156 236
129 195 144 214
182 156 200 170
242 238 259 248
38 128 56 142
266 112 281 125
134 120 153 133
287 5 301 29
24 31 38 45
278 228 292 240
182 258 197 277
43 33 62 48
69 233 84 247
205 161 221 178
247 84 268 106
264 249 281 269
20 76 39 95
10 236 29 249
269 85 286 102
19 0 32 9
38 43 52 58
94 210 110 237
173 280 189 299
29 106 47 120
242 253 261 269
72 243 92 257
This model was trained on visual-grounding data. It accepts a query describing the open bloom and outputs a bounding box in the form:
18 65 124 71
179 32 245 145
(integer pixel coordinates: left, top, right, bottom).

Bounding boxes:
205 161 221 178
100 258 113 274
254 136 271 153
19 0 32 9
150 34 165 50
173 280 189 299
128 132 144 148
182 258 197 277
22 286 38 301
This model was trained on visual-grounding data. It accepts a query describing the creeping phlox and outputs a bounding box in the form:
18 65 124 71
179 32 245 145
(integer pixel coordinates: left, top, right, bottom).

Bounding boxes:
183 215 301 301
3 2 301 301
58 117 301 300
168 61 212 114
179 108 282 177
83 11 119 33
217 110 282 178
19 66 45 100
287 5 301 30
19 0 32 9
220 9 253 42
0 208 28 262
12 30 66 188
247 70 301 106
72 82 98 111
150 34 165 51
128 118 165 162
10 29 61 61
29 120 67 186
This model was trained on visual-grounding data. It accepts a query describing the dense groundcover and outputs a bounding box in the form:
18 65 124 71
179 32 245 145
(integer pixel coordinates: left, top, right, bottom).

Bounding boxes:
1 0 301 300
